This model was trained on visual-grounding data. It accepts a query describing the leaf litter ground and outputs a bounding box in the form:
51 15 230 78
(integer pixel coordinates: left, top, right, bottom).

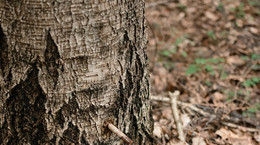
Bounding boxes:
145 0 260 144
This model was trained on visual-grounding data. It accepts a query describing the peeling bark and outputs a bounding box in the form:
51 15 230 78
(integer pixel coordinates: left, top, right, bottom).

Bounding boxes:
0 0 153 144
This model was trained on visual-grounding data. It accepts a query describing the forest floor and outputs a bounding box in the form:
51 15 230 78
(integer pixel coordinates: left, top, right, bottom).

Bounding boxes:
145 0 260 144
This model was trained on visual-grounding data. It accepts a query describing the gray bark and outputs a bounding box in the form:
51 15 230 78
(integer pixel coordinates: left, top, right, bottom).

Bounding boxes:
0 0 153 144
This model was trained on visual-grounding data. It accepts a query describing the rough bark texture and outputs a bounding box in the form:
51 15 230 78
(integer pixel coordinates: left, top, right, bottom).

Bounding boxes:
0 0 153 144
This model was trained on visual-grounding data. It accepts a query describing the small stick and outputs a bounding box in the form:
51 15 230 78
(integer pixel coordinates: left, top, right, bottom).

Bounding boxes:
151 95 170 102
107 123 133 144
152 95 260 132
221 121 260 132
169 91 186 142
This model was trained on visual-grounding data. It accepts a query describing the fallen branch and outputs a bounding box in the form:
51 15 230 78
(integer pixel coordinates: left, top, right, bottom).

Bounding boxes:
169 91 186 142
151 95 212 116
151 95 260 132
221 121 260 132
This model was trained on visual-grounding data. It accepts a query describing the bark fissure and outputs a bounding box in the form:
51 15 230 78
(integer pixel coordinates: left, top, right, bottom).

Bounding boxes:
44 31 61 88
59 122 80 144
2 64 48 144
0 25 8 78
55 109 65 129
116 27 152 144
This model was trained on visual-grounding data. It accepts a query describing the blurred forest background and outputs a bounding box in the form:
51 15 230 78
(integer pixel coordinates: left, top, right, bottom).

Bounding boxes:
145 0 260 144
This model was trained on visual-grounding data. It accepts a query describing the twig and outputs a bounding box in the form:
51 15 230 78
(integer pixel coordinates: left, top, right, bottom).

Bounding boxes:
169 91 186 142
152 95 260 132
152 95 213 117
107 123 133 144
151 95 170 102
221 121 260 132
178 101 212 117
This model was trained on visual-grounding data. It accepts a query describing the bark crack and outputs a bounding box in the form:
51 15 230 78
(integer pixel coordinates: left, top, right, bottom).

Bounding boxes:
0 25 9 78
44 31 61 88
1 64 48 144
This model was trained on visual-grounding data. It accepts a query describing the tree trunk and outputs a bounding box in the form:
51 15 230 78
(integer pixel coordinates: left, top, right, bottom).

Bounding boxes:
0 0 153 144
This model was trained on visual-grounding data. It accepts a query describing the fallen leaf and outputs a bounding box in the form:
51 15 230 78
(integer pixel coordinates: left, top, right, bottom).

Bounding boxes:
205 11 219 21
227 56 246 66
148 38 156 46
181 114 191 128
153 115 158 121
159 118 169 126
216 128 239 140
249 27 259 34
179 0 188 5
177 12 186 21
162 108 172 120
153 122 162 138
161 125 171 135
203 0 211 4
167 139 187 145
254 132 260 143
228 75 245 82
216 128 254 145
192 136 206 145
181 19 194 28
225 22 232 28
236 19 243 28
213 92 226 101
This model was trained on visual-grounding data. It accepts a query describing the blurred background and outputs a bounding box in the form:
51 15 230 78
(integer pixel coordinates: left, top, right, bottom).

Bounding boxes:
145 0 260 144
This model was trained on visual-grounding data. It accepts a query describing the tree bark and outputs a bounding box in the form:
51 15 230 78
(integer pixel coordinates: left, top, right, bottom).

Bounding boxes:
0 0 153 144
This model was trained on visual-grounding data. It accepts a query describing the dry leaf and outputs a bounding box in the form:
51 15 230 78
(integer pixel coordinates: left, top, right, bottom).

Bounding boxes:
227 56 246 66
177 12 186 21
162 108 172 120
216 128 239 140
216 128 254 145
161 125 171 134
228 75 245 82
225 22 232 28
153 122 162 138
205 11 219 21
213 92 226 101
149 38 156 46
236 19 243 28
181 19 194 28
153 115 158 122
203 0 211 4
159 119 169 126
167 139 187 145
179 0 188 5
254 132 260 143
181 114 191 128
186 7 196 14
192 136 206 145
249 27 259 34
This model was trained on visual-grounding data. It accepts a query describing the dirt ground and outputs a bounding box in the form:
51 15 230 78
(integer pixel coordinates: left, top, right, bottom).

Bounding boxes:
145 0 260 144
